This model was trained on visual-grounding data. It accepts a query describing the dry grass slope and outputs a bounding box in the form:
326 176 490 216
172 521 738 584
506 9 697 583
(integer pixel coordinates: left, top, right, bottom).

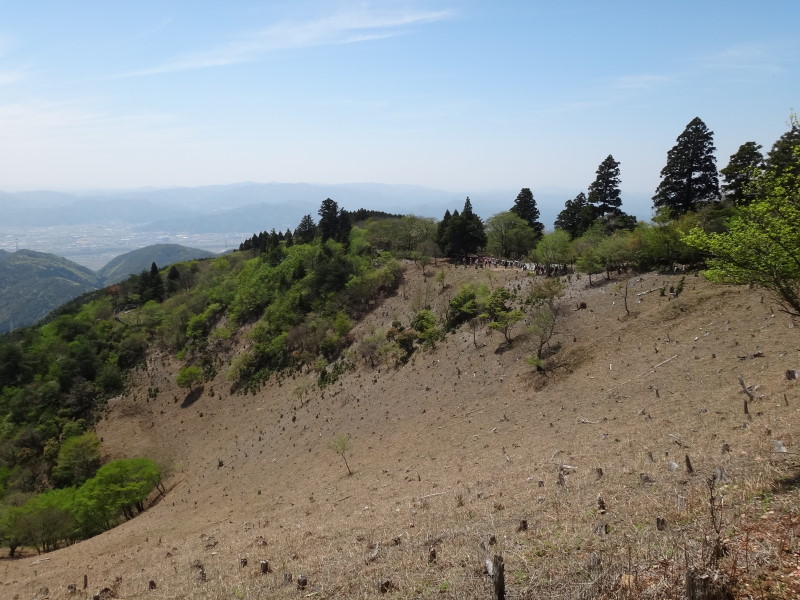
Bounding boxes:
3 263 800 599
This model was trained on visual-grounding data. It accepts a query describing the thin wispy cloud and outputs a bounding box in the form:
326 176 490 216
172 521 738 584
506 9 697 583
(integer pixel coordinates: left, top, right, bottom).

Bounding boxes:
699 42 790 73
0 100 177 142
124 7 453 77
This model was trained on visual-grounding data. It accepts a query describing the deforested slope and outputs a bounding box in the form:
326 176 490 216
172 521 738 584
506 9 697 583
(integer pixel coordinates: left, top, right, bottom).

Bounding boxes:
2 264 799 599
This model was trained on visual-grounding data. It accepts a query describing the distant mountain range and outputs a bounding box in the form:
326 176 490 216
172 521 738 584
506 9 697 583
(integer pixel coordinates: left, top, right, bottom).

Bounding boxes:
0 244 216 333
1 182 650 271
0 182 584 232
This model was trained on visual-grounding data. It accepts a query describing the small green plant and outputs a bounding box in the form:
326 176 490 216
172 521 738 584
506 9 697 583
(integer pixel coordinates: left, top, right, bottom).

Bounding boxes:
329 434 353 475
674 275 686 297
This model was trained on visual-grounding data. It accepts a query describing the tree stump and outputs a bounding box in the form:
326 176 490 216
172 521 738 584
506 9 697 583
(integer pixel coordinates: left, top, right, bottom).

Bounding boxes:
260 560 270 574
656 516 667 531
685 568 734 600
491 555 505 600
587 552 601 573
239 557 248 568
297 575 308 591
148 580 157 590
378 579 393 593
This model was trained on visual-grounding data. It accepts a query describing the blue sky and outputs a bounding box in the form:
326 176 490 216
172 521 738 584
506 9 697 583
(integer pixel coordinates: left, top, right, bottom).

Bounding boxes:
1 0 798 217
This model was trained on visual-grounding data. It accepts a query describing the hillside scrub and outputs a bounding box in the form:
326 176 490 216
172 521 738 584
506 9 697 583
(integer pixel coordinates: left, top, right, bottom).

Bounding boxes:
2 458 162 554
684 139 800 316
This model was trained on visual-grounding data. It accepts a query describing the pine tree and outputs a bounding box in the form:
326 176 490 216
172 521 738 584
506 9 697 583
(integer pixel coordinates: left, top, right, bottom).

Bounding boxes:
587 155 622 218
318 198 340 242
436 209 453 255
721 141 764 205
147 262 164 303
509 188 544 237
653 117 720 217
765 114 800 179
294 214 317 244
451 198 487 258
554 192 596 239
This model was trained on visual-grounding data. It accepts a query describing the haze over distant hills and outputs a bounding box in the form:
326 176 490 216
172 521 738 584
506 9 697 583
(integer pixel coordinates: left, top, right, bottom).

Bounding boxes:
0 182 650 270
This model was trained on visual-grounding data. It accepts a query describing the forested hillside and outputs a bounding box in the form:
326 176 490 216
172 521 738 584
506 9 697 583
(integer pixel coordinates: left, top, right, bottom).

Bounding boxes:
96 243 216 286
0 250 102 333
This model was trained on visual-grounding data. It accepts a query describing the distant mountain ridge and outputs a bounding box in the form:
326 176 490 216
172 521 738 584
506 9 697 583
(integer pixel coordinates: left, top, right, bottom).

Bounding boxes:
0 249 102 332
0 182 578 230
97 243 216 286
0 244 218 333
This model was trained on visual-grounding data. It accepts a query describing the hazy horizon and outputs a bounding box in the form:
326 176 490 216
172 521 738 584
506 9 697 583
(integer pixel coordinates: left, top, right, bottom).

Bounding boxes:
1 1 797 199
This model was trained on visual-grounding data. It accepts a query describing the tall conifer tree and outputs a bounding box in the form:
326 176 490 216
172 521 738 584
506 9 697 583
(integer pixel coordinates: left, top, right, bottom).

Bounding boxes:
653 117 720 217
510 188 544 237
587 155 622 218
721 142 764 205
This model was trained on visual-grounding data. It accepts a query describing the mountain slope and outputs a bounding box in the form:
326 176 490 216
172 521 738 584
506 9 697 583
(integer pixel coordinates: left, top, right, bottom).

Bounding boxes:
0 249 102 332
2 265 799 598
97 243 216 285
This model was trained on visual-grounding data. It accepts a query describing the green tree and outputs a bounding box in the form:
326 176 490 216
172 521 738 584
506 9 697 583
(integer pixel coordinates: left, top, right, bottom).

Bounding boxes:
555 192 597 239
74 458 162 534
6 488 76 553
436 209 453 255
653 117 720 217
485 211 537 258
588 155 622 218
446 283 487 335
52 432 101 487
765 113 800 178
318 198 351 244
145 262 165 303
411 309 444 349
329 434 352 475
509 188 544 238
166 265 181 296
684 142 800 317
483 288 524 345
534 230 573 268
721 141 764 205
294 214 317 244
525 278 565 369
176 365 204 392
447 198 487 258
318 198 340 242
573 231 604 286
